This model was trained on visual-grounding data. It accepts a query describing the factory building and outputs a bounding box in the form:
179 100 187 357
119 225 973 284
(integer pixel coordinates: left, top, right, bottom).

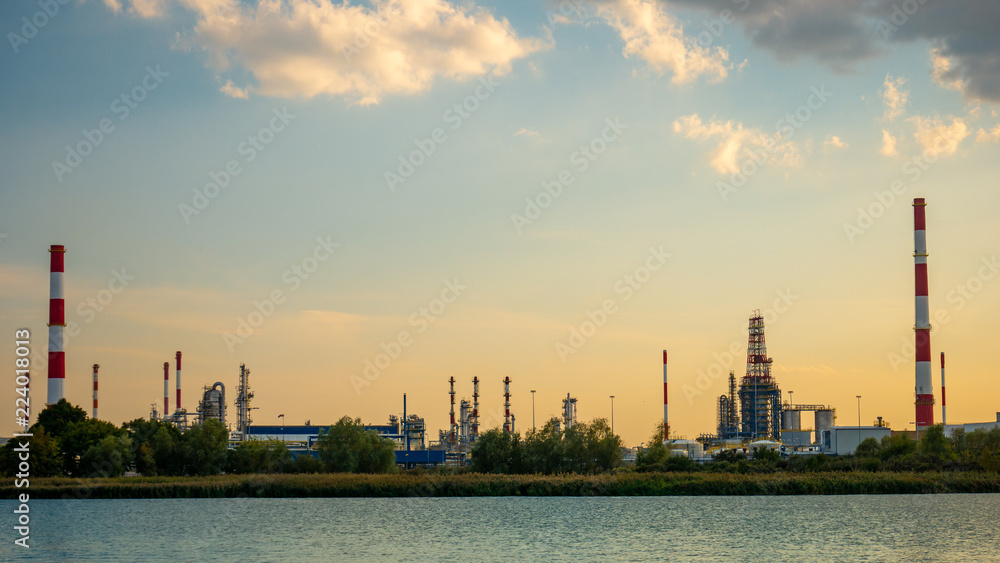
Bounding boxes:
821 426 892 455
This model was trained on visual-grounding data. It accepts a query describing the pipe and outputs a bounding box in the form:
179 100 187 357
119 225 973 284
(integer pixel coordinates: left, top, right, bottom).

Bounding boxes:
47 244 66 405
941 352 946 427
663 349 668 442
163 362 170 416
92 364 99 419
175 351 182 412
913 198 935 429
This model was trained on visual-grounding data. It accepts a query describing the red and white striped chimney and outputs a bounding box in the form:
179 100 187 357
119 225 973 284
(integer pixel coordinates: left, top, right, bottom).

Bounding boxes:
175 351 182 412
47 244 66 405
92 363 99 419
941 352 946 427
163 361 170 416
663 349 669 442
913 198 935 429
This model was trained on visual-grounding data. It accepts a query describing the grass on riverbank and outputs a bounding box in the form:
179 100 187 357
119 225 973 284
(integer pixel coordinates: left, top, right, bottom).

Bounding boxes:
5 471 1000 499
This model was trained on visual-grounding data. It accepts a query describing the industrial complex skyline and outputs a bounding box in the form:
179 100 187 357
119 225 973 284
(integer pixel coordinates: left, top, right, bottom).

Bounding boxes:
2 0 1000 446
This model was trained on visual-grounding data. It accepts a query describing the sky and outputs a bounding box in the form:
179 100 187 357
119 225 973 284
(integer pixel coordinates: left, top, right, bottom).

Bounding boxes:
1 0 999 447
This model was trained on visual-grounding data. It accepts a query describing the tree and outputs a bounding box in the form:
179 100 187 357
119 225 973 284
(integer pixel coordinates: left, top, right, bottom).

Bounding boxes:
32 399 87 438
228 439 293 474
181 419 228 476
80 435 133 477
60 419 123 476
919 424 952 459
855 437 881 458
317 416 397 474
0 427 63 477
470 428 522 474
123 418 182 476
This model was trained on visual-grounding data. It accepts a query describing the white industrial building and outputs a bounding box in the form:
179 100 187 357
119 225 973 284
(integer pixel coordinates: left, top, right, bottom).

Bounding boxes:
821 426 892 455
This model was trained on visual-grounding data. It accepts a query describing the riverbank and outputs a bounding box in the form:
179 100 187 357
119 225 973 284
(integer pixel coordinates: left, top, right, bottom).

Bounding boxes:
5 471 1000 499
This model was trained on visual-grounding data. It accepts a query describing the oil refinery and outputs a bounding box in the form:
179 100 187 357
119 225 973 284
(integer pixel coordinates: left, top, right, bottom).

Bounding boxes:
24 198 1000 466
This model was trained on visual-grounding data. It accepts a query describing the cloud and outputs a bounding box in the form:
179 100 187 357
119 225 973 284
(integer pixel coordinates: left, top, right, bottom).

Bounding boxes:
930 47 965 93
109 0 547 104
514 127 548 142
106 0 168 18
881 75 908 120
824 135 848 149
588 0 731 83
663 0 881 69
219 80 249 99
908 115 969 157
672 114 800 174
879 129 898 157
976 124 1000 143
662 0 1000 102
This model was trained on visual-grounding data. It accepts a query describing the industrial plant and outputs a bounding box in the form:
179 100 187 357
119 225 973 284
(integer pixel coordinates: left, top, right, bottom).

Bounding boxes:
24 198 1000 466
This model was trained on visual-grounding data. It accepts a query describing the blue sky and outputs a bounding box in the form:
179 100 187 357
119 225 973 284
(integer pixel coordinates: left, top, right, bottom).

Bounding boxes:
2 0 998 445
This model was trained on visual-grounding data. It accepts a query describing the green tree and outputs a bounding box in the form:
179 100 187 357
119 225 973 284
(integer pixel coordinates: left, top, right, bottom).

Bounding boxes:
0 427 63 477
470 428 523 473
228 439 293 474
855 437 881 458
80 435 133 477
316 416 397 474
123 418 183 476
60 419 123 476
32 399 87 438
181 419 228 475
919 424 952 460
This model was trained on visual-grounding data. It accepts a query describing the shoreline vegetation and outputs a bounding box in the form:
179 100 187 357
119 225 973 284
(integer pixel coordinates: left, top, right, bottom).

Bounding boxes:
5 471 1000 499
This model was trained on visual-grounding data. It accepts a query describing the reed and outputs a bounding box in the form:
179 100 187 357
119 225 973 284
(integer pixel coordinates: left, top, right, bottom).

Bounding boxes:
5 471 1000 499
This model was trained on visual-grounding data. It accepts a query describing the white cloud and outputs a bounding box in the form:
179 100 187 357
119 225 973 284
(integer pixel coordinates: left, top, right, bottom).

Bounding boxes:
514 128 548 142
930 47 967 94
219 80 249 99
879 129 898 157
672 114 800 174
824 135 848 149
909 115 969 157
976 125 1000 143
593 0 730 84
881 75 908 120
110 0 547 104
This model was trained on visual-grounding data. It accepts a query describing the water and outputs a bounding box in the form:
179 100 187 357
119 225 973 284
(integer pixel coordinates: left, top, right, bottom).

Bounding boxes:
2 495 998 562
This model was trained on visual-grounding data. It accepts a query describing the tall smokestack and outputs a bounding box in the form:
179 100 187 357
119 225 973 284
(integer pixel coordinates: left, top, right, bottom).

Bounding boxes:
175 351 182 412
913 198 935 429
448 376 456 452
47 244 66 405
503 376 511 434
472 376 480 441
941 352 946 427
163 361 170 416
663 349 669 442
92 364 99 419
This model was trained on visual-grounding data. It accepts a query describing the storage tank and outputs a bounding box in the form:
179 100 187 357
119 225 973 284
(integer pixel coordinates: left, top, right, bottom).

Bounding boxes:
815 409 835 443
781 409 801 431
667 439 704 459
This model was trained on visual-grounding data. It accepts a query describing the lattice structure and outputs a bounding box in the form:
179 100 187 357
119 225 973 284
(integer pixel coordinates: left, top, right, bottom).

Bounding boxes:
738 311 782 440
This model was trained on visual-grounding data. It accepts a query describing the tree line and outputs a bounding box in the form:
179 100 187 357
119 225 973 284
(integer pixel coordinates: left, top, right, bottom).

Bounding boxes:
470 418 623 474
0 401 397 477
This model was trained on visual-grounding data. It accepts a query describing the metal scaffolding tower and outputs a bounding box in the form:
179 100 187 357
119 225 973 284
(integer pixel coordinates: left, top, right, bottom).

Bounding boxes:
738 311 782 441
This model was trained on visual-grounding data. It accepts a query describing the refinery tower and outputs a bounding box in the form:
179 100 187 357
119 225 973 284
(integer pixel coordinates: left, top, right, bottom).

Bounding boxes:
717 311 782 441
